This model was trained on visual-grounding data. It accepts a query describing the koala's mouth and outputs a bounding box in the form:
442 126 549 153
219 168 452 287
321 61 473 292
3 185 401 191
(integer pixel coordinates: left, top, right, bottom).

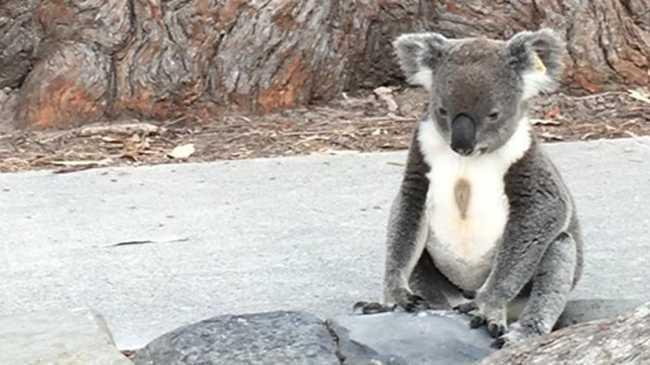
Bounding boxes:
455 147 488 158
474 146 489 156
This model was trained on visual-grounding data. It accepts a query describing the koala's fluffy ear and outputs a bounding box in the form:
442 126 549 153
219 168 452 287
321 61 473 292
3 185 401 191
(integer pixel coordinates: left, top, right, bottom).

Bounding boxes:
507 28 565 99
393 32 449 91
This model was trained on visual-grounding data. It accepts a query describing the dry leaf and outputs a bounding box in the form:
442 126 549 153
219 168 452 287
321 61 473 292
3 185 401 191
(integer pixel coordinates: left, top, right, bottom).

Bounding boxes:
168 143 195 159
101 136 122 143
628 88 650 104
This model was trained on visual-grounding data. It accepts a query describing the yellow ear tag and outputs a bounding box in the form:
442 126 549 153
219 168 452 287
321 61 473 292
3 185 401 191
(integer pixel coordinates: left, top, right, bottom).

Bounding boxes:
532 52 547 73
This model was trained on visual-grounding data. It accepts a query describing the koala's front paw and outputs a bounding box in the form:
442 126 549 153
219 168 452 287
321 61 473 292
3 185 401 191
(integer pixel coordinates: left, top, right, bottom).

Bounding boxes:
492 322 541 349
389 288 431 312
352 301 396 315
454 300 507 338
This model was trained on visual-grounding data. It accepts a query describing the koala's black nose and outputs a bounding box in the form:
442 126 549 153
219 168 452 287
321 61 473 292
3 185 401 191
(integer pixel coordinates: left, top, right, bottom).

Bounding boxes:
450 114 477 156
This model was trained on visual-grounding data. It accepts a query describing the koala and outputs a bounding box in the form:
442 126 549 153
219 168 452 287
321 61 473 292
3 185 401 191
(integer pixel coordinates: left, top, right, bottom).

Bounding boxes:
356 29 583 349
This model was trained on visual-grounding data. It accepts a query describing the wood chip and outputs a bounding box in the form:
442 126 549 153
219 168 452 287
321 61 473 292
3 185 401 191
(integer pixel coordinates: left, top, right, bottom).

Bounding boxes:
50 158 113 174
628 88 650 104
531 118 561 126
49 159 112 167
100 136 122 143
539 132 564 141
373 86 399 112
167 143 196 159
78 123 162 137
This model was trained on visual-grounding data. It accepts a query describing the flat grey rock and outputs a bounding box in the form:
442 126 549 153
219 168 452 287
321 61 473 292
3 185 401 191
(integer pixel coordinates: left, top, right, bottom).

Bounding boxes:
1 137 649 349
334 311 495 365
133 311 399 365
0 307 132 365
334 300 644 365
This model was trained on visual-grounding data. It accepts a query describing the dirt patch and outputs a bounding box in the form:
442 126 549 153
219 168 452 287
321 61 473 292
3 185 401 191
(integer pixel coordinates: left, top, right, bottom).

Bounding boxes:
1 87 649 173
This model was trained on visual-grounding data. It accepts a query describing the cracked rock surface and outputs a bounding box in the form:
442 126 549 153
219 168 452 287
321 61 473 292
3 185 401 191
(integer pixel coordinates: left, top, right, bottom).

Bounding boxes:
132 311 402 365
132 310 494 365
132 299 644 365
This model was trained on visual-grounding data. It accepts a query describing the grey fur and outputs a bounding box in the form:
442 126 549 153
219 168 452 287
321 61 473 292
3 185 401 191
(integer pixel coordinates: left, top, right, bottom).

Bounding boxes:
371 29 583 349
393 32 449 87
507 28 565 88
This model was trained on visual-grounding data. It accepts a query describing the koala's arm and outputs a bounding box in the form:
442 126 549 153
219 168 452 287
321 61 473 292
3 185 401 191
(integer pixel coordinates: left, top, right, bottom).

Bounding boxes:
476 143 572 307
383 129 431 305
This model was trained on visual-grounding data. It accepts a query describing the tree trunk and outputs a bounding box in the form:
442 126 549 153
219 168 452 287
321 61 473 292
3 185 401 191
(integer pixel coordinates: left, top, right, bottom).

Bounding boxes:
0 0 648 128
481 303 650 365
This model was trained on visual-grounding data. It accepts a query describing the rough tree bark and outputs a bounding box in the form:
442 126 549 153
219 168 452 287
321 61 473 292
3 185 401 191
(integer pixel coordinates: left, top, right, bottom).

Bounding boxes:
481 303 650 365
0 0 647 128
0 0 39 89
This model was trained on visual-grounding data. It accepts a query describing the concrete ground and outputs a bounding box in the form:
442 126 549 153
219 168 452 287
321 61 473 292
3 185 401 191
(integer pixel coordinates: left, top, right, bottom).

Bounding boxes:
1 137 649 350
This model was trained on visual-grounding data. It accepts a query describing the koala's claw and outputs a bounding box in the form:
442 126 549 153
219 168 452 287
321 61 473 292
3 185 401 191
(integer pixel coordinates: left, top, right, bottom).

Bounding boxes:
402 293 431 312
469 313 486 328
461 289 477 299
455 301 507 338
487 322 506 338
466 311 506 337
492 322 539 348
453 301 478 314
352 301 396 315
492 332 519 349
491 337 507 349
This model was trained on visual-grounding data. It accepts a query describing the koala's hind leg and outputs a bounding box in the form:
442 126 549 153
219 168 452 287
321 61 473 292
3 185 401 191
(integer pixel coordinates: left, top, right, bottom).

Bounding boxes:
356 248 463 314
409 251 465 310
495 232 577 348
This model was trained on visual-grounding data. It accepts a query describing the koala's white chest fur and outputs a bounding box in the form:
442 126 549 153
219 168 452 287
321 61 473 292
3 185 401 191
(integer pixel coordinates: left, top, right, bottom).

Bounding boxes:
418 119 531 291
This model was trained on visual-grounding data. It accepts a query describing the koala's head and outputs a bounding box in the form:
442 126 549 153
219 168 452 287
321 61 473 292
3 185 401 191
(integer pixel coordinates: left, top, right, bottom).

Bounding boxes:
394 29 564 156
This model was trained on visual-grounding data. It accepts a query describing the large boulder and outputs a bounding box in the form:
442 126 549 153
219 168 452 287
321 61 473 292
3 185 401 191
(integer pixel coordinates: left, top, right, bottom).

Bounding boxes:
133 311 404 365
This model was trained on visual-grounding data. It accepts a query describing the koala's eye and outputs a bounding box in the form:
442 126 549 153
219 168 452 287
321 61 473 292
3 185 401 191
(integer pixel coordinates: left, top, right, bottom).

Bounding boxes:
488 111 500 121
438 108 448 116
